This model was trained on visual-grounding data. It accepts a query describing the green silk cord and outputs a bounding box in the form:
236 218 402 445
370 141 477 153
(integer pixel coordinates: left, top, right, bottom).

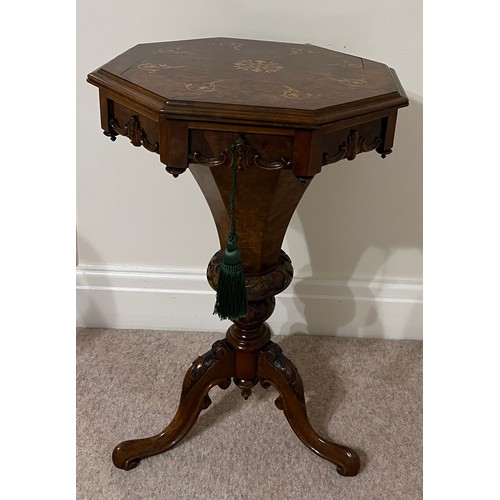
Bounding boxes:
213 138 248 321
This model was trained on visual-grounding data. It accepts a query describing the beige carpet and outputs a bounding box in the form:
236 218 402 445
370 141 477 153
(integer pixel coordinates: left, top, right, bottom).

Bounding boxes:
77 328 422 499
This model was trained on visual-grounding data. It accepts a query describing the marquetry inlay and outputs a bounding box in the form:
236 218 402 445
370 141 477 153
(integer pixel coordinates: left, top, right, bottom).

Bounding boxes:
99 37 401 114
233 59 284 73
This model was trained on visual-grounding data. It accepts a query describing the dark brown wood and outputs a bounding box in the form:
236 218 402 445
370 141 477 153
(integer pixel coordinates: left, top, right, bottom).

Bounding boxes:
159 118 189 176
112 340 234 470
88 37 407 128
190 139 308 275
258 342 360 476
88 37 408 477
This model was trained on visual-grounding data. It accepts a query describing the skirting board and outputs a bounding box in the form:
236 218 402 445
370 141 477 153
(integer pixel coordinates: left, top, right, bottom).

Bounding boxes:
76 266 422 340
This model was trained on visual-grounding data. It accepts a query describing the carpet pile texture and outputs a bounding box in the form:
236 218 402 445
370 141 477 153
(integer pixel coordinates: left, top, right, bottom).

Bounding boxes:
77 328 422 499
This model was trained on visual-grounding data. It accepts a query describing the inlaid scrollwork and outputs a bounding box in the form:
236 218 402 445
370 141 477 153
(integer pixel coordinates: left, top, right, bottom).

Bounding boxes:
323 129 381 165
109 115 159 153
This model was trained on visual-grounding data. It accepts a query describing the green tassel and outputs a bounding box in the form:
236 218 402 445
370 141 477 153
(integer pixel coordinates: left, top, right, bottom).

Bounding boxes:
213 138 248 321
214 235 248 320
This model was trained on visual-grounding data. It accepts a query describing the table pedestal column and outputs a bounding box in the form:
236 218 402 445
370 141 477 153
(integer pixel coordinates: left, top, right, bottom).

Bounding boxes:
112 136 360 476
112 249 360 476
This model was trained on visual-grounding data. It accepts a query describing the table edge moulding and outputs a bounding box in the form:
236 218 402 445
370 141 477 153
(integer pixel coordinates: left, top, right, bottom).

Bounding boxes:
87 37 409 477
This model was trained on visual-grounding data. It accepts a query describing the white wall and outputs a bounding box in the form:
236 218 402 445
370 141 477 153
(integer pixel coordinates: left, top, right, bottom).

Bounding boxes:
76 0 422 339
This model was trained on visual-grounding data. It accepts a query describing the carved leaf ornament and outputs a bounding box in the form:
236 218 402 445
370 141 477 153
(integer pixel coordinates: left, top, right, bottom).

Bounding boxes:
109 115 159 153
323 129 381 165
190 136 292 171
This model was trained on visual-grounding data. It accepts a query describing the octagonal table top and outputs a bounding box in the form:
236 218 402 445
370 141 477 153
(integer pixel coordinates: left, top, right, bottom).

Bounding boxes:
88 37 407 127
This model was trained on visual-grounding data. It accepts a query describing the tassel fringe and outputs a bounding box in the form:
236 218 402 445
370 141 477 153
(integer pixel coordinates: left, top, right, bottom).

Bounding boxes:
214 236 248 321
213 137 249 321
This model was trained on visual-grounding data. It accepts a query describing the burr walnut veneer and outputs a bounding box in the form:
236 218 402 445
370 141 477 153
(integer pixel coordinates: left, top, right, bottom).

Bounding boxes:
87 37 408 476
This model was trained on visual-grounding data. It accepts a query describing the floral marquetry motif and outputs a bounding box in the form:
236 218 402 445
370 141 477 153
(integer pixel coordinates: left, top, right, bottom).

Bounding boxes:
91 37 407 117
233 59 284 73
88 36 407 477
281 85 313 100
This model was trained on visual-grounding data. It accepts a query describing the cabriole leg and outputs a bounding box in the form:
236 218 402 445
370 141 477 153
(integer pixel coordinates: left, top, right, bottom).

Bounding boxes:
112 340 234 470
258 342 360 476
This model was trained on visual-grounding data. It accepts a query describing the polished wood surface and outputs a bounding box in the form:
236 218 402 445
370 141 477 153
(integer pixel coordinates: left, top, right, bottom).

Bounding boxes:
88 37 408 477
100 38 399 110
88 37 407 174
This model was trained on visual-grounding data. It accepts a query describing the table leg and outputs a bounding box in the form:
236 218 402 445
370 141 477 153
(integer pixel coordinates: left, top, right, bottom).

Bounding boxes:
212 250 360 476
112 339 234 470
112 245 360 475
258 342 361 476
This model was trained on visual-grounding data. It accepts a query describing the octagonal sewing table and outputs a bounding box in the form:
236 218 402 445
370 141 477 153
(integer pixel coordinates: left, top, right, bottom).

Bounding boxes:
87 37 408 476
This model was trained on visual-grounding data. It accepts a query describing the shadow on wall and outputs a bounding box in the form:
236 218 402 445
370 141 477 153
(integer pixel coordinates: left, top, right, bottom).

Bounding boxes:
284 94 422 339
76 234 117 328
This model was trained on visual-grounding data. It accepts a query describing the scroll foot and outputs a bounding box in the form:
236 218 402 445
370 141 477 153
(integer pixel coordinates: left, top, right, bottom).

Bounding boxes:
258 341 360 476
112 339 234 470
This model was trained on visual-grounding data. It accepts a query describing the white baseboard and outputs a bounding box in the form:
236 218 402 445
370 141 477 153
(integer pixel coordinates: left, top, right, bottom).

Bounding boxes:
76 265 422 340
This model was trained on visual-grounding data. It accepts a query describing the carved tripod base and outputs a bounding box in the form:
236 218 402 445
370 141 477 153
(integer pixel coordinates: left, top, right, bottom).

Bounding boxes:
113 249 359 476
112 327 360 476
